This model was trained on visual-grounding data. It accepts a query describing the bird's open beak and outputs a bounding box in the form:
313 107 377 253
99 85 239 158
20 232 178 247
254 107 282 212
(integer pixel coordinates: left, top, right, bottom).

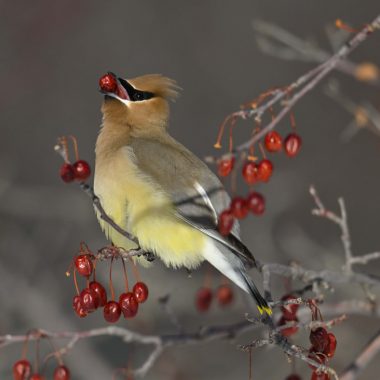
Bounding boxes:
99 72 131 102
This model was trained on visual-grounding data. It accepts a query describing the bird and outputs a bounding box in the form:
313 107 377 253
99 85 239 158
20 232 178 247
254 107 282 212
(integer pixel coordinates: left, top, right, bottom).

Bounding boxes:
94 72 271 316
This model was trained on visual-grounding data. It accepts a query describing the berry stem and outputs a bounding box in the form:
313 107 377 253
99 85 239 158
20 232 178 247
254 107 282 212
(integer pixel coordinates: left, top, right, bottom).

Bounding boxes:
259 142 266 159
228 117 237 153
214 115 233 149
109 257 115 301
59 137 70 163
203 265 213 289
69 135 80 161
290 112 297 130
21 331 31 359
121 258 129 292
73 268 80 296
129 257 141 283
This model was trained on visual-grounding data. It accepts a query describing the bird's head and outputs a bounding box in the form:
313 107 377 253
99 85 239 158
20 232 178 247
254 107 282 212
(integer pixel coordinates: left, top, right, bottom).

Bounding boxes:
99 72 179 136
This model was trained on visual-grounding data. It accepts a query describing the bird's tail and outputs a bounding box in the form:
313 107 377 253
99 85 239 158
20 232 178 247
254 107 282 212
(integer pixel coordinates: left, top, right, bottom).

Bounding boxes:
203 240 272 316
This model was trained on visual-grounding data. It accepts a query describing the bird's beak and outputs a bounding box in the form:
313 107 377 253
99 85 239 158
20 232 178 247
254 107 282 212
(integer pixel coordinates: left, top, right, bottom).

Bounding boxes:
99 72 131 103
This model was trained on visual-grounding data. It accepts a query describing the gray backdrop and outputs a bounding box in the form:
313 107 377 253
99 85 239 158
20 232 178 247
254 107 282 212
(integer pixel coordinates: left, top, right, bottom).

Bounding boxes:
1 1 380 379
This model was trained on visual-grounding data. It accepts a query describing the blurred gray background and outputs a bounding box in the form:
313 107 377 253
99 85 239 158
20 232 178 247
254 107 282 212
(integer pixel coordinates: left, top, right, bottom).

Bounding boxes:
1 1 380 379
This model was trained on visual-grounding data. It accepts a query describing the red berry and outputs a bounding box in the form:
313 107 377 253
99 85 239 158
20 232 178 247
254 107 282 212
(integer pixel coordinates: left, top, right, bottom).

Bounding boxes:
74 255 93 277
264 131 282 152
80 288 98 312
310 327 329 353
230 197 249 219
216 285 234 306
53 365 70 380
218 157 235 177
284 133 302 157
103 301 121 323
133 282 149 303
246 192 265 215
311 371 330 380
119 292 139 318
13 359 31 380
277 316 299 337
196 287 213 312
285 375 302 380
280 294 299 319
99 73 118 93
89 281 107 307
60 163 75 183
218 209 234 236
242 161 259 184
30 375 46 380
308 348 326 370
324 333 337 358
72 295 87 318
73 160 91 181
257 159 273 182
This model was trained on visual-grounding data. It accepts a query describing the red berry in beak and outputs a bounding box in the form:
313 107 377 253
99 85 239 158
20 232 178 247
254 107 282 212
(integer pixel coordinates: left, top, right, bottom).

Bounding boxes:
13 359 32 380
60 163 75 183
53 365 70 380
216 285 234 306
284 133 302 157
103 301 121 323
119 292 139 318
247 192 265 215
218 157 235 177
133 282 149 303
74 254 93 277
218 209 234 236
73 160 91 181
89 281 107 307
99 73 118 93
264 131 282 152
196 287 213 312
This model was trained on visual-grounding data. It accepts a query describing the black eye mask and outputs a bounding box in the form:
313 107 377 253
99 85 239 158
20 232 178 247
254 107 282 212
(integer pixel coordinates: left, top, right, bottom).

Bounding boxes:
118 78 155 102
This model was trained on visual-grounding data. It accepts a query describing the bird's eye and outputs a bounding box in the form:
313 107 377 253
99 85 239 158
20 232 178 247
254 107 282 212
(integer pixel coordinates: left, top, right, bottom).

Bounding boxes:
133 92 143 101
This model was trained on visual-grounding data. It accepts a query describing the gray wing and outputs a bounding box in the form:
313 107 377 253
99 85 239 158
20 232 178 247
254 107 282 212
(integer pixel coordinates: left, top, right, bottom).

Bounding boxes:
129 135 255 267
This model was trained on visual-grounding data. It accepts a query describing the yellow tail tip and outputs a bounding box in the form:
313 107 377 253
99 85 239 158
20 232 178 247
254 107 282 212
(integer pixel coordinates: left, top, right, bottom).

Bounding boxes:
258 306 272 316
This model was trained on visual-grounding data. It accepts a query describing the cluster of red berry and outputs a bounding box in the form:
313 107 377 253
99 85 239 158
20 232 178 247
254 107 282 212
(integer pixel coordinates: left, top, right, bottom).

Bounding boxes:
58 136 91 183
13 360 70 380
217 130 302 236
195 284 234 312
99 72 128 99
70 244 149 324
307 327 337 380
277 294 300 337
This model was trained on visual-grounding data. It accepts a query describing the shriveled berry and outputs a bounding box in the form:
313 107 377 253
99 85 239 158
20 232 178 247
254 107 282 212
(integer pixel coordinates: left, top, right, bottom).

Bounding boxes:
310 327 329 353
80 288 98 312
264 131 282 152
324 333 337 358
53 365 70 380
242 161 259 184
89 281 107 307
280 294 299 319
30 375 46 380
218 157 235 177
246 192 265 215
133 282 149 303
13 359 31 380
311 371 330 380
216 285 234 306
74 254 93 277
230 197 249 219
284 133 302 157
72 295 87 318
257 159 273 182
73 160 91 181
218 209 234 236
196 287 213 312
285 375 302 380
119 292 139 318
99 73 118 93
277 316 299 337
103 301 121 323
308 348 326 370
60 163 75 183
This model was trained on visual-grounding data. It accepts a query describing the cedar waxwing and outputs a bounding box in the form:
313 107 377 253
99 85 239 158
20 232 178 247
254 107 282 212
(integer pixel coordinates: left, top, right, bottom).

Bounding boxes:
94 73 271 316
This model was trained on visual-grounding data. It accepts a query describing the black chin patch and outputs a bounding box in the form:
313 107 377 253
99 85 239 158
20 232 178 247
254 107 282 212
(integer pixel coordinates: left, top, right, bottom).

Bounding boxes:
118 78 155 102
